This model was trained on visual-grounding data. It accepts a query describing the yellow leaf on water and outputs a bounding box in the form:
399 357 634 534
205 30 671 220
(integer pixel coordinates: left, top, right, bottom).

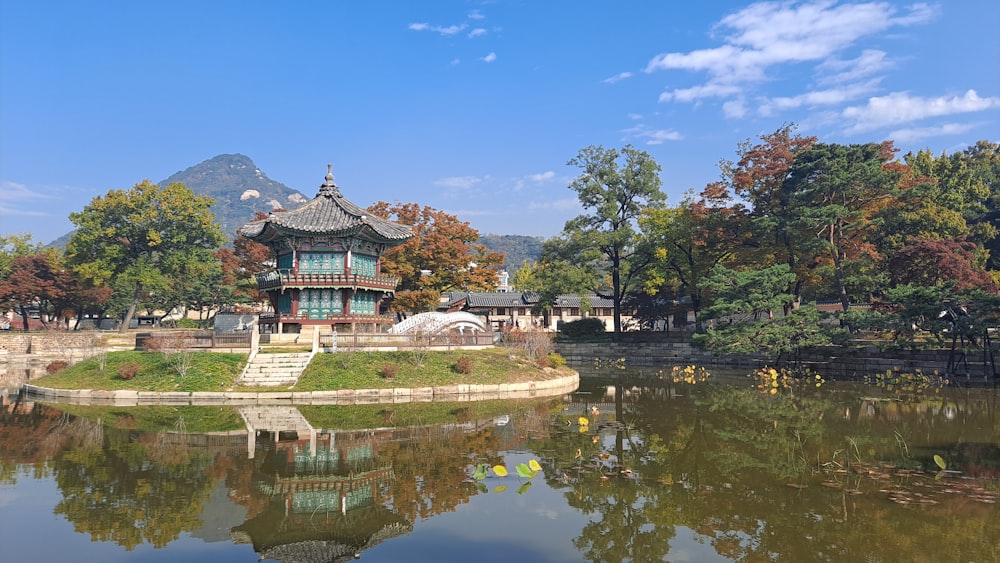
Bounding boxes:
493 465 508 477
528 459 542 472
933 454 947 470
578 417 590 426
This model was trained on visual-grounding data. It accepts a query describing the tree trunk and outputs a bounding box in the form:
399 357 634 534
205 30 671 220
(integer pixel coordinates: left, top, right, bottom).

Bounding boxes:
120 283 143 333
17 304 29 332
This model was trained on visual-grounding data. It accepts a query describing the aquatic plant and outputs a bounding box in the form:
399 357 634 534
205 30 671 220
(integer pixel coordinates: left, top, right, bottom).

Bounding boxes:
751 366 825 394
669 365 711 384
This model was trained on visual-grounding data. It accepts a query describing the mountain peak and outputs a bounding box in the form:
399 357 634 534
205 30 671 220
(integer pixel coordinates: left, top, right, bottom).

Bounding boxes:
160 154 307 241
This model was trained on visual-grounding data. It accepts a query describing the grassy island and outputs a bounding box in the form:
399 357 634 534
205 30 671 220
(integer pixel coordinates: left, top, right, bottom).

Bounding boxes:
33 348 572 393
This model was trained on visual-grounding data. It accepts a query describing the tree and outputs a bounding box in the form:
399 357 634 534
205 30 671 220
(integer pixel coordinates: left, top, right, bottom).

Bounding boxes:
368 202 505 312
781 142 904 311
66 180 224 332
640 182 753 324
554 145 667 334
721 124 818 303
887 237 997 293
693 264 835 366
0 252 74 330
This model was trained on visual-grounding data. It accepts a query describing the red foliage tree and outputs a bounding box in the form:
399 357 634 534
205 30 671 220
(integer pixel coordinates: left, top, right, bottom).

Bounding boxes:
888 237 997 293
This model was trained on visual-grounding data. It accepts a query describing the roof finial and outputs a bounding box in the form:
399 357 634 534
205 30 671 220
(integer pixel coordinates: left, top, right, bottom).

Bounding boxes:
319 163 340 196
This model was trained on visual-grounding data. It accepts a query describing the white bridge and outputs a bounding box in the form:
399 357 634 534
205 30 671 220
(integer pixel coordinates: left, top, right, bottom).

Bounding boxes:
389 311 489 335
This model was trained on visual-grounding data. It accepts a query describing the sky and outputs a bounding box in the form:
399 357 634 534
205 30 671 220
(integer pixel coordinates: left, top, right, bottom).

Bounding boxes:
1 1 998 245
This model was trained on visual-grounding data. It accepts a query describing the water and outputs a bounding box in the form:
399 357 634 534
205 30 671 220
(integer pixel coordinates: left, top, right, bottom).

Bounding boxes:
1 375 998 562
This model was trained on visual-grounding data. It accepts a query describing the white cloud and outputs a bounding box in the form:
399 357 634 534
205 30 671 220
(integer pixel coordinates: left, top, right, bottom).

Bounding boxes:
758 79 879 116
435 176 483 189
468 28 486 38
889 122 978 143
659 83 740 103
723 99 747 118
602 71 632 84
842 89 1000 134
622 124 683 145
646 1 936 105
817 49 891 84
467 10 485 20
408 22 467 36
530 198 580 212
481 52 497 63
528 171 556 183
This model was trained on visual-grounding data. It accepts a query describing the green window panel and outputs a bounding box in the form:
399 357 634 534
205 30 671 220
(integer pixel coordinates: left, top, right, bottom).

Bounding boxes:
300 252 345 273
351 253 376 276
301 289 343 319
350 291 378 315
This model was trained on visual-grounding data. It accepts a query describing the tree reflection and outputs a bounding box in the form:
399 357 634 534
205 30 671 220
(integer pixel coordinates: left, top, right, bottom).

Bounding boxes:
50 418 217 550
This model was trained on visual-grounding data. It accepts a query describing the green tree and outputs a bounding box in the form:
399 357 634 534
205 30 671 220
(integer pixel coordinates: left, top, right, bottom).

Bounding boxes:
66 180 224 331
781 142 903 311
693 264 835 365
554 145 667 334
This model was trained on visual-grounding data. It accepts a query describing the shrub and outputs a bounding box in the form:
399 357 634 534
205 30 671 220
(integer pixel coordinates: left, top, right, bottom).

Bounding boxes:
46 360 70 374
560 317 606 338
117 362 141 380
454 356 474 374
535 355 551 369
546 352 567 368
380 363 399 379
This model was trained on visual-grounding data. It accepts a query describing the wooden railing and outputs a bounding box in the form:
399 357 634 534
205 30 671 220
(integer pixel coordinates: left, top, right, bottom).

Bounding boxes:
256 270 400 291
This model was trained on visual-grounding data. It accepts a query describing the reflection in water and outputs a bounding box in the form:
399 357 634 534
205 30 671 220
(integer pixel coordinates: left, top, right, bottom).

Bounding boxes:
1 379 998 562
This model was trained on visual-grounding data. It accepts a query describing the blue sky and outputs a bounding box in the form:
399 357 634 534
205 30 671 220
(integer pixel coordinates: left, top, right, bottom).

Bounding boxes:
2 1 998 245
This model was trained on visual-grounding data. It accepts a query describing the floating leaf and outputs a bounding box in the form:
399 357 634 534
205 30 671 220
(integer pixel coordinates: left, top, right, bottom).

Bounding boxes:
493 485 508 493
472 463 489 480
578 416 590 426
528 459 542 472
475 481 488 493
493 465 508 477
933 454 947 470
517 481 533 495
515 463 539 479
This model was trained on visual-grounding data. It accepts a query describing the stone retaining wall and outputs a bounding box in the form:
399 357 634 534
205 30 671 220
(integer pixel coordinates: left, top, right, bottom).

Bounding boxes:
22 372 580 406
556 341 964 379
0 332 104 354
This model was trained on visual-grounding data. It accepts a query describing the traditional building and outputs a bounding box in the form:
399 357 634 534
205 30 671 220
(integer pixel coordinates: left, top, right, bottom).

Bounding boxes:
237 166 413 334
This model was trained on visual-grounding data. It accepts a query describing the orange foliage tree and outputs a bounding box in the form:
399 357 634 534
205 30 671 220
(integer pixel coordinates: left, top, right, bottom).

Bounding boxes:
368 202 505 313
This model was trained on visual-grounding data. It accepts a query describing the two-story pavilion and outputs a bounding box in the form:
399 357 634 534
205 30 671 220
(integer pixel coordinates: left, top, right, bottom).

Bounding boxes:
237 165 413 334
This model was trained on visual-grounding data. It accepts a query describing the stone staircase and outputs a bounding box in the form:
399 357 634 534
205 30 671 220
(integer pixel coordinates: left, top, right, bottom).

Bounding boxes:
237 352 313 387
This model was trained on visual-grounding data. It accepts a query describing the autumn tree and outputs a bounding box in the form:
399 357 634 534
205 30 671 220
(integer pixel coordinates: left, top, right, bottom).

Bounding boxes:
66 180 225 331
0 252 74 330
546 144 667 334
721 124 818 302
367 202 505 313
640 182 753 325
887 237 997 293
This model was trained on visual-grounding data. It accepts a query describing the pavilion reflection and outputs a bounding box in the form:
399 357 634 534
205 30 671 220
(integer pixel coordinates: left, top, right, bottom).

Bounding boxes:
232 406 412 562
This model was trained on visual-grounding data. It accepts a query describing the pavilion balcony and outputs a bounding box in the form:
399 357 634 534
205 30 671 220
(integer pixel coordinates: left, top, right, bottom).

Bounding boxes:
256 270 401 292
258 312 397 325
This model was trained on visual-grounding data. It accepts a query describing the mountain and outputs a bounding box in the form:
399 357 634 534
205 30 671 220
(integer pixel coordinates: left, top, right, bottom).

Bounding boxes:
160 154 307 241
477 234 545 270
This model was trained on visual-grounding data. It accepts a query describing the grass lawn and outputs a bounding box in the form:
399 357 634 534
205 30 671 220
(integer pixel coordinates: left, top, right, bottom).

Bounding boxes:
32 348 571 392
294 347 567 391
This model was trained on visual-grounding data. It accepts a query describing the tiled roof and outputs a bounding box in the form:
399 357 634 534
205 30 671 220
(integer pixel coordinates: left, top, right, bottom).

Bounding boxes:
238 166 413 244
439 291 609 309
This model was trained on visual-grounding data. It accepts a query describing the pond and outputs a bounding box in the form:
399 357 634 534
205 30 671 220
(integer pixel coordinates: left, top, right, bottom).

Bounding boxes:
1 373 998 562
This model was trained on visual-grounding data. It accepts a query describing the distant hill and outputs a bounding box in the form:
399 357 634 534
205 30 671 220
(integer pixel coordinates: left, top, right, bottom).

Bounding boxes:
477 234 545 270
160 154 308 241
47 154 308 248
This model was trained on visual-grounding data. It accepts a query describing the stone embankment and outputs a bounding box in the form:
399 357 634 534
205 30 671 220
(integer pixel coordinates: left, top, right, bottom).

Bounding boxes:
556 340 981 380
22 372 580 406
